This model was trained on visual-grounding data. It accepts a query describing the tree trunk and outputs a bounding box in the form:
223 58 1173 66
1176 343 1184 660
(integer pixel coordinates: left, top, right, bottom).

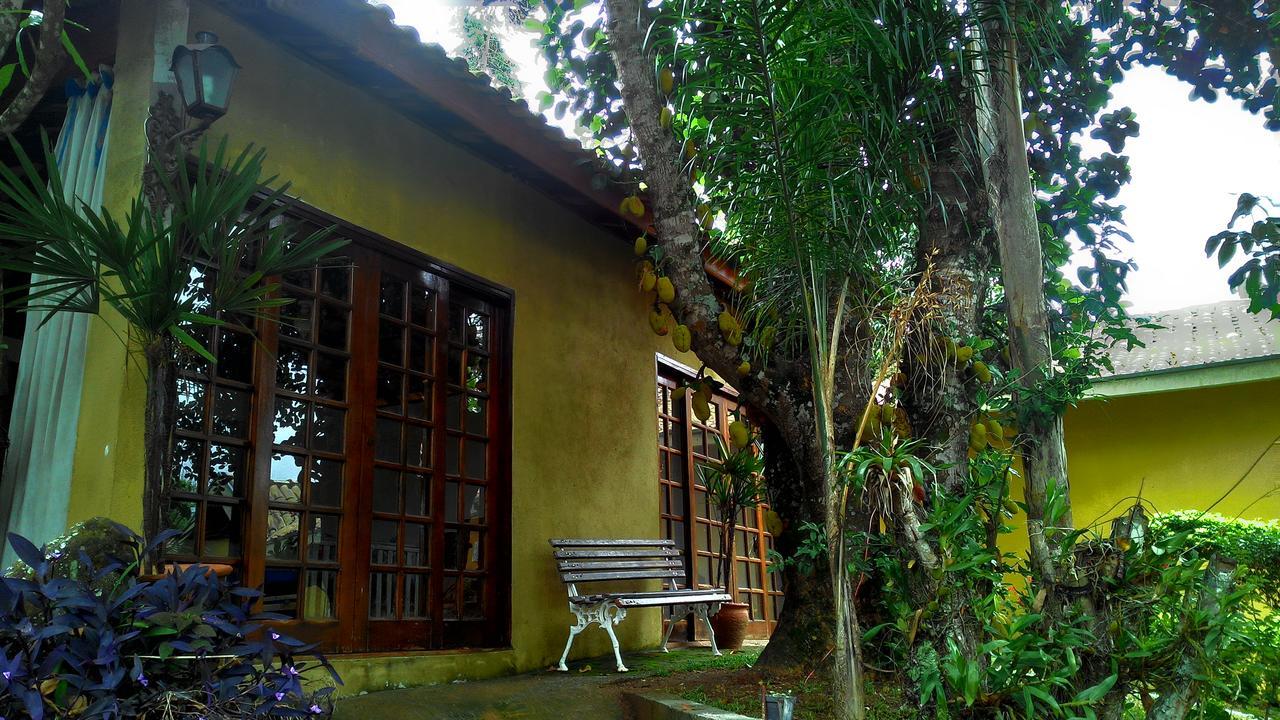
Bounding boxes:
977 2 1073 589
1148 557 1237 720
142 338 178 548
757 419 837 668
0 0 67 136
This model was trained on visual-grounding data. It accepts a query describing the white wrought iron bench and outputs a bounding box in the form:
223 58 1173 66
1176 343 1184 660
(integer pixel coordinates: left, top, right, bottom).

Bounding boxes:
549 538 733 672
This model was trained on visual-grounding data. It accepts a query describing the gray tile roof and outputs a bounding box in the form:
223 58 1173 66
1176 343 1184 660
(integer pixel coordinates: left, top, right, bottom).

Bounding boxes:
1103 300 1280 378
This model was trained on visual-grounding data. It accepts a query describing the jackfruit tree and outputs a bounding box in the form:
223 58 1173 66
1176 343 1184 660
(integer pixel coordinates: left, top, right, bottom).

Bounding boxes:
536 0 1279 718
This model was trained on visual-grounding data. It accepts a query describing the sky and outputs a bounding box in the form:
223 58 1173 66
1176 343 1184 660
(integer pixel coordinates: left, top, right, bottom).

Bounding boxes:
377 1 1280 314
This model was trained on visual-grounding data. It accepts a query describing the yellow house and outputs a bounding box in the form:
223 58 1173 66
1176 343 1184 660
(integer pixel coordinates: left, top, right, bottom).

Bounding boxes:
1065 299 1280 529
6 0 1266 701
0 0 748 694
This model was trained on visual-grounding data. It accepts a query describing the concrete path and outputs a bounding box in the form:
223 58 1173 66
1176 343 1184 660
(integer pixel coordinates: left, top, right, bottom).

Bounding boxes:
332 645 758 720
333 670 629 720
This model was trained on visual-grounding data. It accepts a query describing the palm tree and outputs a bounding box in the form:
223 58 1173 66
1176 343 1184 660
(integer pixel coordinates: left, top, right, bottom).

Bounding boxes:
0 136 347 545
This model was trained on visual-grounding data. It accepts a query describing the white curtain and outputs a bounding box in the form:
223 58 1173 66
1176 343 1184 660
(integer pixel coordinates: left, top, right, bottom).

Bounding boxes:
0 68 114 564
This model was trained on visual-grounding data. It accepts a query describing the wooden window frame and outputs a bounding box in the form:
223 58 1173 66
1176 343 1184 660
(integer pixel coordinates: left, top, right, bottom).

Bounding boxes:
655 355 782 638
167 195 513 654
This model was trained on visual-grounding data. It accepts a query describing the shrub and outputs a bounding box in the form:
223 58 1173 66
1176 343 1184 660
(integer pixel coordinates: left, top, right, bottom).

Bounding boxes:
0 528 340 719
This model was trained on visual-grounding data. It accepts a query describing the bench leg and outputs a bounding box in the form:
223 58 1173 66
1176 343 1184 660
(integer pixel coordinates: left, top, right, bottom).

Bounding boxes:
696 604 722 657
660 612 678 652
558 603 593 672
601 606 629 673
557 621 584 672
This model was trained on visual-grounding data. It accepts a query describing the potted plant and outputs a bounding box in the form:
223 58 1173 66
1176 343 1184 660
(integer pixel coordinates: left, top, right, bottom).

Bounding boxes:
698 426 765 651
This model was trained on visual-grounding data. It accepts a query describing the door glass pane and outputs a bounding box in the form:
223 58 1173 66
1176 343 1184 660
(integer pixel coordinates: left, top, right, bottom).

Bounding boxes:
269 453 304 503
267 510 301 560
372 469 400 514
314 353 347 401
304 569 337 619
276 343 310 394
307 514 340 562
310 459 343 508
311 405 345 453
370 520 398 565
404 574 429 618
369 572 396 618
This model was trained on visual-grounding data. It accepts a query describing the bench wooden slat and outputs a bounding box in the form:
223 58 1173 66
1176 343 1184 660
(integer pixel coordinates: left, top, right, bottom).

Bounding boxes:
615 592 731 608
554 547 683 559
561 568 683 583
570 588 729 603
558 558 684 571
550 538 677 548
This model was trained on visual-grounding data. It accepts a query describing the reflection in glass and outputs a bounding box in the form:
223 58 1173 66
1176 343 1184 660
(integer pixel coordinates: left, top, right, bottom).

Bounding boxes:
369 571 395 618
310 458 343 507
204 504 241 557
276 343 310 394
266 509 301 560
207 443 243 496
304 569 337 619
263 567 300 618
273 397 307 446
375 418 401 463
171 438 203 493
310 405 345 454
313 353 347 401
307 514 340 562
404 574 428 618
212 387 251 438
317 302 349 350
216 329 253 383
269 452 304 503
370 520 398 565
176 379 205 431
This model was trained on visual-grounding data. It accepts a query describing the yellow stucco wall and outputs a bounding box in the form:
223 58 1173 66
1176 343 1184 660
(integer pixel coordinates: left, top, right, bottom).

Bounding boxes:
67 0 674 693
1064 377 1280 529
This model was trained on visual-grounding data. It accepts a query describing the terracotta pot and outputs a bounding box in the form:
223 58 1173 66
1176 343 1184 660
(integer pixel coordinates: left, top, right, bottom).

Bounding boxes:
710 601 751 651
138 562 234 582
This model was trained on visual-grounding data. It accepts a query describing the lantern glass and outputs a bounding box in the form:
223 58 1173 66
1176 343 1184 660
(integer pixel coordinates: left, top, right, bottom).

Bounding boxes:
170 33 240 121
172 48 198 112
197 49 238 114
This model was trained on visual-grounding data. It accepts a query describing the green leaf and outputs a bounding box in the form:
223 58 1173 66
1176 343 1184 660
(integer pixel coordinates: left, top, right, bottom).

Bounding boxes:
0 64 16 97
169 324 215 363
1217 240 1237 269
60 31 91 81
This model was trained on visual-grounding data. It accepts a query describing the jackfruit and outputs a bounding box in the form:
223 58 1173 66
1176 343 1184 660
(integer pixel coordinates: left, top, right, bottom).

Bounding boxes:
986 418 1003 439
656 276 676 304
969 422 988 451
737 360 751 377
641 268 658 293
683 139 697 161
764 509 784 536
649 308 670 336
729 420 750 449
659 66 675 95
973 360 992 383
672 324 692 353
692 393 712 423
718 310 739 334
942 337 958 359
726 327 743 346
620 195 645 218
659 106 673 129
634 235 648 257
955 345 974 363
672 385 687 400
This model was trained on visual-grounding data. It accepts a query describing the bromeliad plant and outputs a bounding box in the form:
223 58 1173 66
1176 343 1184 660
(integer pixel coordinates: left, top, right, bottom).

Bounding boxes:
0 528 339 719
0 136 347 545
698 433 765 601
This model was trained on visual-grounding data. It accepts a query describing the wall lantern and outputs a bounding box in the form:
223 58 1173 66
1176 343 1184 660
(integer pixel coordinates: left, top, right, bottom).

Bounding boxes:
170 31 240 121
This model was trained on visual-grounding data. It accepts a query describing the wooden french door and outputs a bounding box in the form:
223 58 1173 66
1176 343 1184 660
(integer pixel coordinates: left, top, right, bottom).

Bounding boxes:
167 214 511 653
656 361 782 638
